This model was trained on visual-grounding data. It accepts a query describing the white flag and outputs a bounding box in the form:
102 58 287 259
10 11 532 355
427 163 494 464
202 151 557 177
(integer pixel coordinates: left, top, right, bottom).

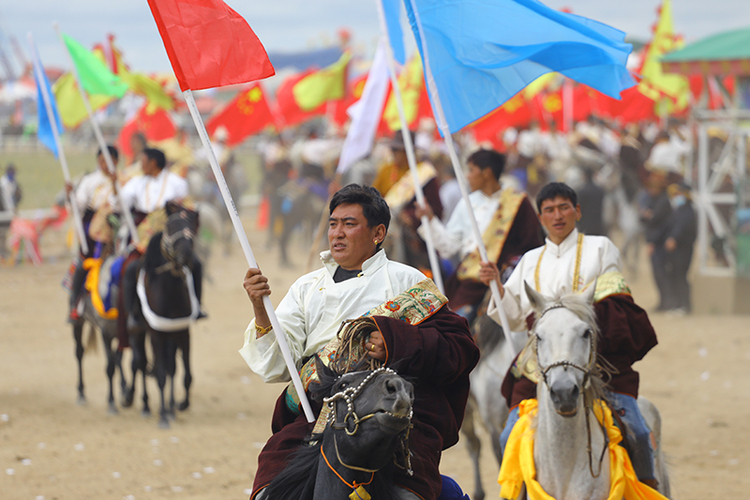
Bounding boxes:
336 39 390 175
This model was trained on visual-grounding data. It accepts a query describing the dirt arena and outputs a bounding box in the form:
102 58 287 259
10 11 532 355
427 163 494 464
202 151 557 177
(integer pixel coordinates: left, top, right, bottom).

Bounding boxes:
1 213 748 500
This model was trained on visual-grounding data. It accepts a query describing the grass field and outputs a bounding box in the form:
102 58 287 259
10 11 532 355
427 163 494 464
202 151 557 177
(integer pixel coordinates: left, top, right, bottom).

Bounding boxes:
1 143 264 210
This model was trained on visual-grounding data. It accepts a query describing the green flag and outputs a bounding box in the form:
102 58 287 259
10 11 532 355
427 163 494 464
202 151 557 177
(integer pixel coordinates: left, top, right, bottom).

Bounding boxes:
63 34 128 98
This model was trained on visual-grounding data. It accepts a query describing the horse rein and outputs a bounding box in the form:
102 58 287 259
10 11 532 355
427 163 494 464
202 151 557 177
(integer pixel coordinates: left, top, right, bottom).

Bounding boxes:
533 304 609 479
156 220 196 277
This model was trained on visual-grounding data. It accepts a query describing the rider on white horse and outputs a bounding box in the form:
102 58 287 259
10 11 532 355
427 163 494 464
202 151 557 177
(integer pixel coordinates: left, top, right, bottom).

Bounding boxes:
480 182 660 490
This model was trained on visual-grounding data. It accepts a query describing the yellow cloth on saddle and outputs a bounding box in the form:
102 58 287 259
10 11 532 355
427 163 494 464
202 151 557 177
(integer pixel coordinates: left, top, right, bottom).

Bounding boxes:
285 278 447 420
456 188 526 281
498 399 667 500
83 258 118 320
512 271 632 385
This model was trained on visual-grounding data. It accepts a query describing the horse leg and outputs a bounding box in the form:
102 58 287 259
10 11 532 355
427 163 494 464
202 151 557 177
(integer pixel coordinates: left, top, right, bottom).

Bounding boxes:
179 331 191 411
150 332 170 428
102 331 118 414
461 398 486 500
166 335 178 420
72 321 86 405
638 397 671 498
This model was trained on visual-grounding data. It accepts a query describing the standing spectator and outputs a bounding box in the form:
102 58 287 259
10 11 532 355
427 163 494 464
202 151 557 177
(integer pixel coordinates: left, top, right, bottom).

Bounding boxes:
664 182 697 314
576 168 606 236
0 164 21 260
639 172 672 311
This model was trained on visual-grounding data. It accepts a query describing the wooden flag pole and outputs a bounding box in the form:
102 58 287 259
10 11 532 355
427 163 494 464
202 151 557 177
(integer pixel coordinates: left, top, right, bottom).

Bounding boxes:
53 23 139 246
374 7 445 293
28 32 88 256
406 0 517 359
183 89 315 423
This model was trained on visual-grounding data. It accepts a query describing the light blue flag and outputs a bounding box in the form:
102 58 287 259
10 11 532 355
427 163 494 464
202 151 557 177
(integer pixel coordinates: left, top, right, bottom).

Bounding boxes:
381 0 406 64
402 0 636 133
33 58 63 158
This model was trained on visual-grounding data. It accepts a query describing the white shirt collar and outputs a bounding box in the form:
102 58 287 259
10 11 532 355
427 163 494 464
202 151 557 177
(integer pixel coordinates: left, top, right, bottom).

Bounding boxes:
544 228 579 258
320 248 389 277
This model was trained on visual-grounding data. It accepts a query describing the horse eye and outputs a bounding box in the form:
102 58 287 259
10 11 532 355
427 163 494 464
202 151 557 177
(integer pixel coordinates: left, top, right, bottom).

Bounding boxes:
583 329 592 339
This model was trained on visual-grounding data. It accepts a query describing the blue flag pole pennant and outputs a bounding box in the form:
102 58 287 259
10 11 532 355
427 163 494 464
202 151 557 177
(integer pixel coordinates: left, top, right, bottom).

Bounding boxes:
381 0 406 65
402 0 636 133
33 50 64 158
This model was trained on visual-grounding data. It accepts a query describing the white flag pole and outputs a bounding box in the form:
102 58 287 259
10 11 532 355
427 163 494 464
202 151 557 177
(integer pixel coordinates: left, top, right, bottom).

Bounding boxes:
375 1 444 293
183 89 315 423
406 0 516 358
28 32 88 256
53 23 139 246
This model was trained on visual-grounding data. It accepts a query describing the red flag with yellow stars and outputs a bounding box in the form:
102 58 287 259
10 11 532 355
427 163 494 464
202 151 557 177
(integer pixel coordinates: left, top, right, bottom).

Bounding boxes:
206 83 275 146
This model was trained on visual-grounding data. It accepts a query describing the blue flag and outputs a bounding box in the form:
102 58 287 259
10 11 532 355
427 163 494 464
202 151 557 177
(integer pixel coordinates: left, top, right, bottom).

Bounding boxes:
381 0 406 65
33 57 63 158
403 0 636 133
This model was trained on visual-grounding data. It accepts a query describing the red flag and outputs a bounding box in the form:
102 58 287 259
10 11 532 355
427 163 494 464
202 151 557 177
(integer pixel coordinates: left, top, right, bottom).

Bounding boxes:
206 83 275 145
275 71 326 128
119 104 177 160
147 0 275 91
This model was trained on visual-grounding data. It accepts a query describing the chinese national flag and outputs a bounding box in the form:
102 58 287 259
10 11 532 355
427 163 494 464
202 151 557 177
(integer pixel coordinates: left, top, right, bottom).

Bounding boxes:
206 83 275 146
147 0 275 91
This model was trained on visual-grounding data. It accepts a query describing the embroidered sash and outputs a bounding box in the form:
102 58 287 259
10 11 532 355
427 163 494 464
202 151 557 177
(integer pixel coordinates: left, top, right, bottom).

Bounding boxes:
383 162 438 212
498 398 668 500
285 278 447 417
456 188 526 281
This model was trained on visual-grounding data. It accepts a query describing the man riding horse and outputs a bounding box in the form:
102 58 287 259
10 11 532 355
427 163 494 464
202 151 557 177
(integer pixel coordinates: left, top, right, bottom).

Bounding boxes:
480 182 660 490
240 184 479 499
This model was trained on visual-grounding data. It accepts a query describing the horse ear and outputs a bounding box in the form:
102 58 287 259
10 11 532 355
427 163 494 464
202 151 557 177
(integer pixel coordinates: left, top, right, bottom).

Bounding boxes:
524 280 546 312
580 279 597 305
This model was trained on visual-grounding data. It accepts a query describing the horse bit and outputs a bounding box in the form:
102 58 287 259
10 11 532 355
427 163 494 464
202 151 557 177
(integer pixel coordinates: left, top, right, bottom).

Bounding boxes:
533 302 609 479
157 221 195 277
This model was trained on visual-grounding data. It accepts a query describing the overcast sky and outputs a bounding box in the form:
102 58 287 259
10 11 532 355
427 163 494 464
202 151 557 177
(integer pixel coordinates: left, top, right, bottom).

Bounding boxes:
1 0 748 77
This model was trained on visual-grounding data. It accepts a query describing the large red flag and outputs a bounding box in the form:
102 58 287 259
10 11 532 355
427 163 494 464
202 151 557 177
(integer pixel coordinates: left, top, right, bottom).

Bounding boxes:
147 0 275 91
206 83 275 145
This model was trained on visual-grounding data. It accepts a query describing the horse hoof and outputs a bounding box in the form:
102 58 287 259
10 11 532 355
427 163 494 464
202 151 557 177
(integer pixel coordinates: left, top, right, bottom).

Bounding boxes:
108 405 119 415
142 409 151 418
77 396 87 406
158 419 171 429
178 401 190 411
121 397 133 409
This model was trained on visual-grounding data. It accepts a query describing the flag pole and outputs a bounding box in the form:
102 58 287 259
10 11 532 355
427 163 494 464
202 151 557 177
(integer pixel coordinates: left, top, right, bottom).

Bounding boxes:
375 3 444 293
28 32 88 256
53 23 139 246
183 89 315 423
407 0 516 357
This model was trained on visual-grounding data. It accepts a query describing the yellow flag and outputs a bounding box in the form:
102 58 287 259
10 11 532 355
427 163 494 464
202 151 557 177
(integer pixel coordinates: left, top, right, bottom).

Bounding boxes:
52 73 114 129
292 52 352 111
382 53 424 132
638 0 689 110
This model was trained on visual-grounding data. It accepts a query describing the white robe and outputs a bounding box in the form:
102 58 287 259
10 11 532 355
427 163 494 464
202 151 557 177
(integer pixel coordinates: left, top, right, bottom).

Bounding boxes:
239 250 425 383
74 170 114 212
488 228 621 331
117 169 188 213
417 188 503 261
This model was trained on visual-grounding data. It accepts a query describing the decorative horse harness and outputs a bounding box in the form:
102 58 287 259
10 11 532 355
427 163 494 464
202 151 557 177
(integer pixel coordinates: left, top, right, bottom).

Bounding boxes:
319 367 414 500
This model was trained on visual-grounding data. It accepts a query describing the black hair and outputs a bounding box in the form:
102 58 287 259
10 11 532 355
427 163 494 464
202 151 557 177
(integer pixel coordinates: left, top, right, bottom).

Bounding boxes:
330 184 391 235
467 149 505 180
536 182 578 212
143 148 167 170
97 145 119 162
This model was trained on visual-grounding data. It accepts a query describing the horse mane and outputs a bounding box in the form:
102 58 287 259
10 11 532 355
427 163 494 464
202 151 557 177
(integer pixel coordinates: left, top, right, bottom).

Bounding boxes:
521 289 613 403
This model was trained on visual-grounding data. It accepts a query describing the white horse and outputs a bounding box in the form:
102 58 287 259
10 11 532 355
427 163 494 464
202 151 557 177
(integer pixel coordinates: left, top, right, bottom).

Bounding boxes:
500 283 670 500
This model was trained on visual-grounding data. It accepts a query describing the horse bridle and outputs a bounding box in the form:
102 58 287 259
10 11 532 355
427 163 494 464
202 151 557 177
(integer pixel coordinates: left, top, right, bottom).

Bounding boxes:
157 219 195 277
322 366 414 475
532 302 609 479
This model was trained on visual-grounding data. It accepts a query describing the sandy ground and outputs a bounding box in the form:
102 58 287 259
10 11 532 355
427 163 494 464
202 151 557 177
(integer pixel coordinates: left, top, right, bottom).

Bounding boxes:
1 213 749 500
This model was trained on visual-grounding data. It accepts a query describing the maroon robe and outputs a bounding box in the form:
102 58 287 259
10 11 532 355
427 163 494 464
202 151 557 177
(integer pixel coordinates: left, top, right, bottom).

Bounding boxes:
502 293 658 409
251 306 479 500
445 196 543 310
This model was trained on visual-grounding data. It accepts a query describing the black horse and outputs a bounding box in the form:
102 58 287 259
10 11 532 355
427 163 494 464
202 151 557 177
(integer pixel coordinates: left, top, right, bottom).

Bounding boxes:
70 256 129 413
264 360 414 499
125 202 202 428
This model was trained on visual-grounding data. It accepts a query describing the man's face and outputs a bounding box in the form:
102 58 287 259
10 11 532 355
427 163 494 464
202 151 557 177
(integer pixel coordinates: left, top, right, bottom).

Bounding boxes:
141 154 158 177
96 154 109 174
466 162 486 192
328 203 383 271
538 196 581 244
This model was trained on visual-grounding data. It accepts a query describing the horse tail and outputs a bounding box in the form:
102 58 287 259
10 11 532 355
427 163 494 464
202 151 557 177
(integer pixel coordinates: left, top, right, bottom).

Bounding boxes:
85 323 98 354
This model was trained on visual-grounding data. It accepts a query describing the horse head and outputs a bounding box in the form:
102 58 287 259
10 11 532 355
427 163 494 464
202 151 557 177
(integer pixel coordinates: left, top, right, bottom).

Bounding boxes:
311 358 414 472
523 281 599 417
162 201 199 270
